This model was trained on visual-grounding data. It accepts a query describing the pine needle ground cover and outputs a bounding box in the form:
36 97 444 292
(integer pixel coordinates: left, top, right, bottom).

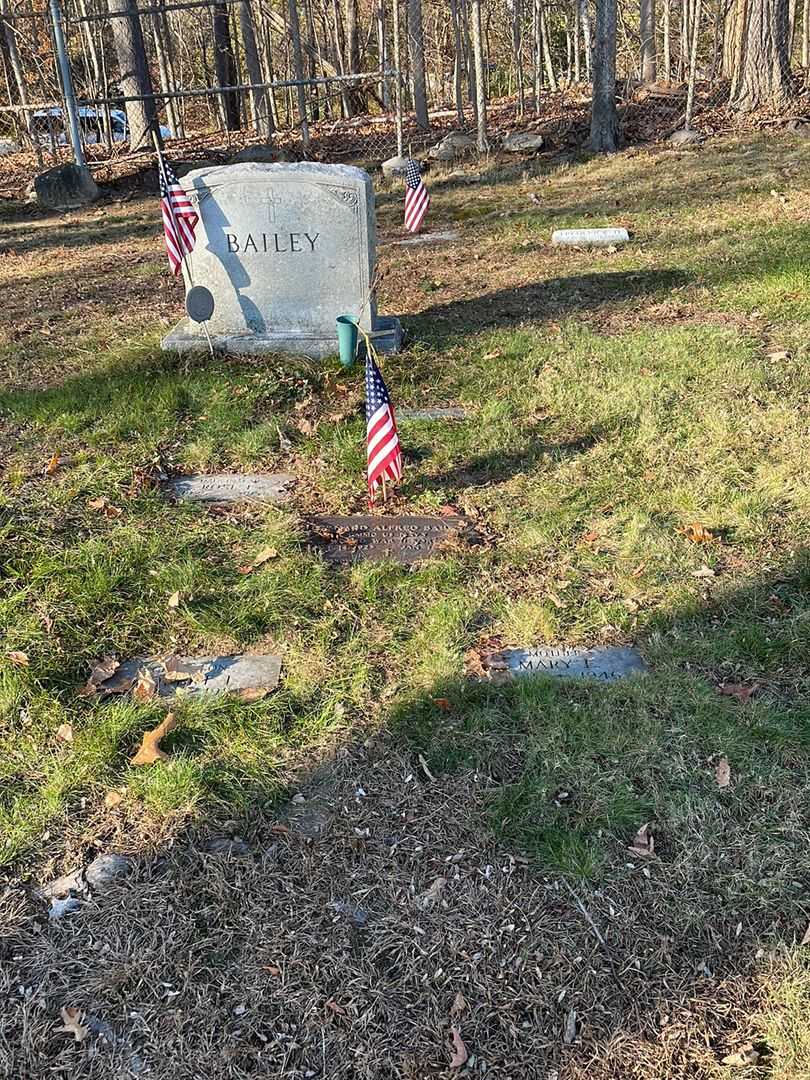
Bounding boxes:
1 134 809 1077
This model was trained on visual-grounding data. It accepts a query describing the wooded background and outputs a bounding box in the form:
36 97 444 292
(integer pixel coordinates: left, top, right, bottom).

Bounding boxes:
0 0 808 163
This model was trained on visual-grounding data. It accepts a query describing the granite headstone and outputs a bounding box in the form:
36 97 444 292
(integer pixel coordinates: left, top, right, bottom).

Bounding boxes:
484 645 648 682
161 162 402 358
306 515 472 566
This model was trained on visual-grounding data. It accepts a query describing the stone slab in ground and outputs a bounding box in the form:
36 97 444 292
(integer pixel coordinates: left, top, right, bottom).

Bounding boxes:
165 473 294 505
552 227 630 247
92 654 282 700
34 164 99 210
397 406 468 421
306 515 472 566
161 162 401 359
483 645 648 682
395 230 461 246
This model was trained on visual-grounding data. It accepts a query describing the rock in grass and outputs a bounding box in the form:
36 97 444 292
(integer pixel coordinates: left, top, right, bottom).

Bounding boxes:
382 154 411 179
502 131 545 152
34 164 99 210
551 227 630 248
0 139 20 157
85 853 132 892
668 128 704 146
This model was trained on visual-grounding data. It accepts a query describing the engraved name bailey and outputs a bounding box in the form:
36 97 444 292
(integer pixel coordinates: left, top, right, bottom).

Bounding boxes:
224 232 321 254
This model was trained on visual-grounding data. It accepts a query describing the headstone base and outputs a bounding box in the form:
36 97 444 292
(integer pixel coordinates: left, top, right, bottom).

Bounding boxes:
162 315 403 359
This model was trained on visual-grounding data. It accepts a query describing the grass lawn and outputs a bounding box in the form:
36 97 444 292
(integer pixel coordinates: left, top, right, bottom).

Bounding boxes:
1 132 809 1077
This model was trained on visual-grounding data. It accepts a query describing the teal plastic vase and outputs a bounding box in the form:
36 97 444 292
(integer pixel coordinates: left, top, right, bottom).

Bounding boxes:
336 314 360 368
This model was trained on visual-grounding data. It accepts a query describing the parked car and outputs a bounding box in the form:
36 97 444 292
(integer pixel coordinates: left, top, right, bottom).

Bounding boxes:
29 107 171 145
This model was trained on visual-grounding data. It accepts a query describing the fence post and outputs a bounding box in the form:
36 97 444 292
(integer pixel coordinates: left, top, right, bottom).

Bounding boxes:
48 0 87 167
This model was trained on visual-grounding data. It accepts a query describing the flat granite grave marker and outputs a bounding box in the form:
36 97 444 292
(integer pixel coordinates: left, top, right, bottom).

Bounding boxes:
161 162 402 358
397 406 468 421
165 473 294 505
483 645 648 682
306 515 472 566
89 654 282 701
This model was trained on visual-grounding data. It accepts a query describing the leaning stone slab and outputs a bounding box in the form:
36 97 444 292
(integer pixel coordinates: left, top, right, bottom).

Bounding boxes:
397 406 468 421
165 473 294 505
483 645 648 683
91 654 282 701
306 514 473 566
34 164 99 210
161 162 402 359
552 228 630 247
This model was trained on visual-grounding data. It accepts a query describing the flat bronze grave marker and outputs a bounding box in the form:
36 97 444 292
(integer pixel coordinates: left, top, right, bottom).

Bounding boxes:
306 514 471 566
90 654 282 701
484 645 648 683
165 473 294 505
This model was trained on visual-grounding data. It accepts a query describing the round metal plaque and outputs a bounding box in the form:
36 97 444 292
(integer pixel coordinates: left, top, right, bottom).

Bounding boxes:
186 285 215 323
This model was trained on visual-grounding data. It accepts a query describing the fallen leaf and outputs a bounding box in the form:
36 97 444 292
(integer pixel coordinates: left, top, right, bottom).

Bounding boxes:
563 1007 578 1045
450 991 467 1017
130 713 177 766
722 1044 760 1067
437 504 460 517
582 530 600 543
262 964 282 976
677 522 717 544
87 496 122 518
432 697 451 712
629 822 654 857
55 1006 90 1042
325 998 347 1016
238 545 279 574
6 650 29 667
56 723 74 744
718 683 756 704
418 753 436 782
235 687 269 703
167 591 181 609
448 1027 468 1069
547 590 566 609
419 876 447 909
161 656 198 683
801 922 810 946
715 756 731 789
630 562 647 578
482 350 501 360
46 451 61 476
79 656 120 696
132 667 157 703
765 349 790 362
692 564 716 579
104 791 123 809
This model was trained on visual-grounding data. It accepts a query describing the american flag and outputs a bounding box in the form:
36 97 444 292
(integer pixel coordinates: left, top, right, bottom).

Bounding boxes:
159 158 198 275
404 158 430 234
366 352 402 498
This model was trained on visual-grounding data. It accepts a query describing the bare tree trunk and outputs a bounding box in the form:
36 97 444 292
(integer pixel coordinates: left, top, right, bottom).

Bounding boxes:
345 0 366 112
803 0 809 66
460 0 477 110
470 0 487 147
151 2 181 136
76 0 102 93
0 0 32 139
287 0 310 144
640 0 657 78
590 0 619 149
408 0 429 127
574 0 582 79
240 0 271 136
728 0 792 108
533 0 542 103
580 0 593 77
684 0 702 123
513 0 525 114
212 0 240 128
107 0 157 148
450 0 465 120
541 3 558 88
377 2 390 108
663 0 672 76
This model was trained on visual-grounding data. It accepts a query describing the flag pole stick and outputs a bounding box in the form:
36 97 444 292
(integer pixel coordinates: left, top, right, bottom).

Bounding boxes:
381 475 387 504
152 129 214 359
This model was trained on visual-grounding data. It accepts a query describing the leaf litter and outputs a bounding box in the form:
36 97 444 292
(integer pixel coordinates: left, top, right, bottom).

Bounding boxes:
129 713 177 766
55 1007 90 1043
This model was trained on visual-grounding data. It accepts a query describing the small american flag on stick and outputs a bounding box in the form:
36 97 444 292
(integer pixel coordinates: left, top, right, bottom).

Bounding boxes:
159 157 198 276
366 352 402 500
404 158 430 234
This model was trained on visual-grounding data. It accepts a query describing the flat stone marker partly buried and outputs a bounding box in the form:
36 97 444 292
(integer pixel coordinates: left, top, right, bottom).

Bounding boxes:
395 230 461 246
397 406 468 421
306 515 471 566
165 473 294 505
161 162 402 358
91 654 282 701
484 645 648 682
552 227 630 248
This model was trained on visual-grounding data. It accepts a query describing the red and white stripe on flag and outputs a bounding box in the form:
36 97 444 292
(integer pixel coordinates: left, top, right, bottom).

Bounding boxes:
403 158 430 234
160 174 198 276
367 402 402 495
